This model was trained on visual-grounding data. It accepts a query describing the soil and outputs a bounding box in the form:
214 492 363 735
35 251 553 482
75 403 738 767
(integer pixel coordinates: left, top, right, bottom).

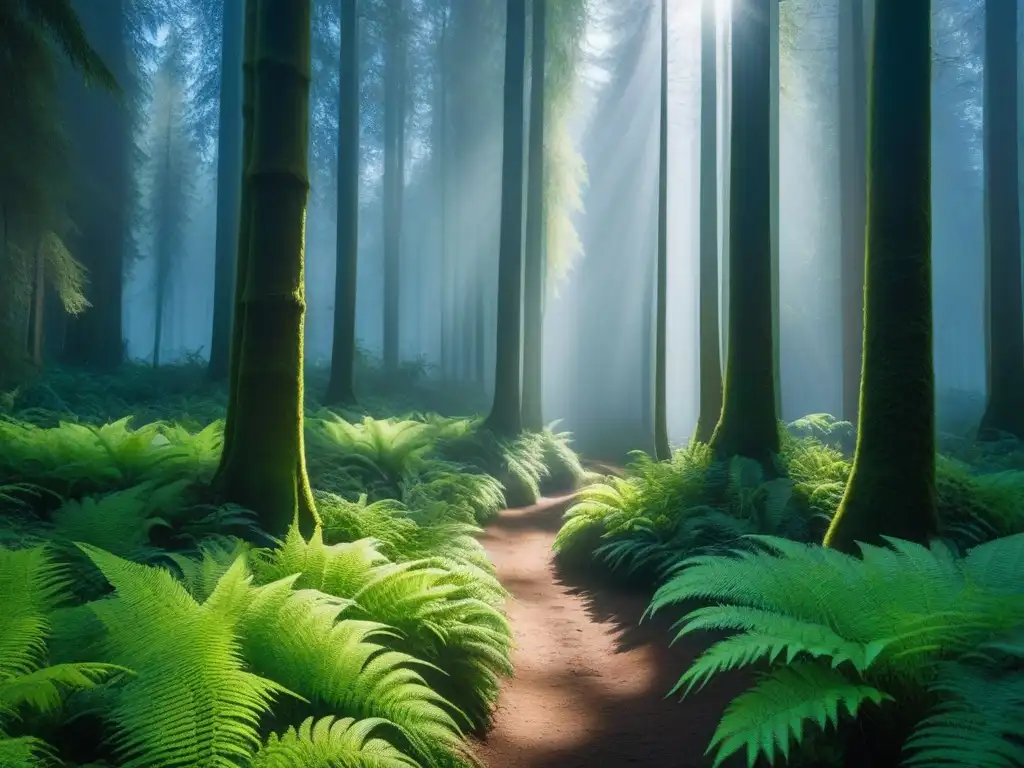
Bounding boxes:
472 494 750 768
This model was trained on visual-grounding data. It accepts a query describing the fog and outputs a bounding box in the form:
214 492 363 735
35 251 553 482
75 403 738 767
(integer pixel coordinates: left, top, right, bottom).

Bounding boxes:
120 0 995 458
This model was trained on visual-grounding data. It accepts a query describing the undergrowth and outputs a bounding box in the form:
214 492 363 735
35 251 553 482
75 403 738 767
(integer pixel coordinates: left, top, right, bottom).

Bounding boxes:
553 412 1024 767
0 363 588 766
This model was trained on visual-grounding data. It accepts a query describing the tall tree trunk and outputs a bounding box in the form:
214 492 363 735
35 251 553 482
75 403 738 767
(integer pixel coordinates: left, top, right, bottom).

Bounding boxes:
769 0 781 417
209 0 245 380
694 0 722 444
839 0 867 424
27 239 45 367
521 0 547 432
62 0 128 371
218 0 319 538
483 0 528 437
436 8 451 378
824 0 936 553
978 0 1024 440
382 0 405 372
719 13 731 362
474 274 485 387
709 0 778 467
217 0 257 480
653 0 670 460
325 0 360 405
153 118 173 370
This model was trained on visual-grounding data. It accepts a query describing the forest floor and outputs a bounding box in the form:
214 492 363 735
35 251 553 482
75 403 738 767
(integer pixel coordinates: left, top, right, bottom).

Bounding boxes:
472 494 750 768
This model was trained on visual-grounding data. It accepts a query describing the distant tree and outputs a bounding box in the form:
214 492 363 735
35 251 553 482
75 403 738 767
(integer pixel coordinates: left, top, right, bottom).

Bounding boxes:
325 0 360 406
709 0 779 468
694 0 722 445
483 0 528 437
653 0 670 461
147 32 196 368
521 0 548 433
824 0 938 553
217 0 320 538
209 0 244 380
977 0 1024 440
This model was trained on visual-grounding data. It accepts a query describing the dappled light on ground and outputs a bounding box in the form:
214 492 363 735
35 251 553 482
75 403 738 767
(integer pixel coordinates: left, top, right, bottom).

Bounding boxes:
474 496 748 768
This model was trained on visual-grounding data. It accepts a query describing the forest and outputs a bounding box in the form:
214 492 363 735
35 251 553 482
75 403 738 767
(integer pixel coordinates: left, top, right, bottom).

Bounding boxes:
0 0 1022 766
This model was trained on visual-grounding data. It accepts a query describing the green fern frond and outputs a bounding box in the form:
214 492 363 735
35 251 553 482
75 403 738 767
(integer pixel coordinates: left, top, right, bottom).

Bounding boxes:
78 544 290 767
252 715 417 768
707 663 890 768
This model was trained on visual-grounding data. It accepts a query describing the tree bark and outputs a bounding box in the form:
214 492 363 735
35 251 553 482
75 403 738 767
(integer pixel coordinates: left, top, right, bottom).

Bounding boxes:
694 0 722 444
382 0 405 372
209 0 244 380
218 0 319 538
839 0 867 424
653 0 670 460
325 0 359 405
824 0 937 553
521 0 548 432
217 0 257 480
62 0 129 371
483 0 528 437
977 0 1024 440
709 0 779 467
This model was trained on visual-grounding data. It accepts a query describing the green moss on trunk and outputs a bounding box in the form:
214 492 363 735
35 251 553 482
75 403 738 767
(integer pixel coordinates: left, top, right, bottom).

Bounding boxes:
708 0 778 468
219 0 319 538
824 0 937 553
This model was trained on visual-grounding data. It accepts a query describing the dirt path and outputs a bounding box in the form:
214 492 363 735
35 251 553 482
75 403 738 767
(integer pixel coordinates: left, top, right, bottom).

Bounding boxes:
473 495 749 768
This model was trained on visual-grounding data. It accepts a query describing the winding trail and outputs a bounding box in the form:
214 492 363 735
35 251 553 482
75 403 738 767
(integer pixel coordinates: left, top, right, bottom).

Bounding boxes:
472 495 749 768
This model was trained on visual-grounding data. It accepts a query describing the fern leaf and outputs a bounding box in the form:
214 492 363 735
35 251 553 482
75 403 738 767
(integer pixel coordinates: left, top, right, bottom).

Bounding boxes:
707 663 890 768
252 716 417 768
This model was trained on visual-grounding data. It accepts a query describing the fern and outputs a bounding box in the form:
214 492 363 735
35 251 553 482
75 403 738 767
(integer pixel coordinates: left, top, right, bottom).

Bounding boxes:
252 716 418 768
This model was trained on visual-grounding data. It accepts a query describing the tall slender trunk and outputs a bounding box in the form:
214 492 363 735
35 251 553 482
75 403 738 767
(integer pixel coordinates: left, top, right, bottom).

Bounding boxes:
694 0 722 444
28 239 45 367
839 0 867 424
62 0 128 371
521 0 547 432
824 0 936 553
719 13 732 362
325 0 360 405
769 0 781 417
436 9 451 378
153 117 173 369
217 0 257 480
653 0 670 460
978 0 1024 440
209 0 244 380
219 0 319 538
382 0 405 372
709 0 778 467
483 0 528 437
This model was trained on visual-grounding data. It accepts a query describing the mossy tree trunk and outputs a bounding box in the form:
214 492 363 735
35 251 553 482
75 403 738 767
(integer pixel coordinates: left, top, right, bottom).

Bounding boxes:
209 0 244 381
823 0 937 553
217 0 257 479
709 0 779 468
218 0 319 539
483 0 528 438
325 0 359 406
977 0 1024 440
694 0 722 445
839 0 867 425
769 0 781 418
653 0 670 461
522 0 547 433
